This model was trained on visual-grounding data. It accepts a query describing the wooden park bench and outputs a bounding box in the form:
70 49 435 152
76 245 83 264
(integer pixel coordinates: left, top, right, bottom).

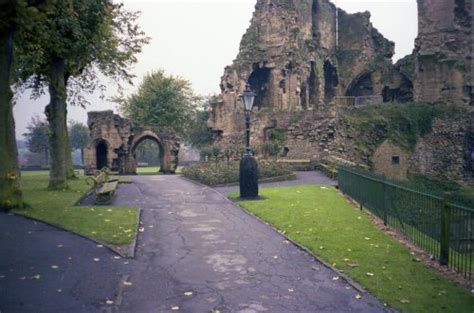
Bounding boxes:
86 168 119 204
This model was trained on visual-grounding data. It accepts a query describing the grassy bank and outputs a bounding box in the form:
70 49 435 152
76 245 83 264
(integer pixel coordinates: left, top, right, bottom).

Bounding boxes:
13 172 139 246
232 185 473 313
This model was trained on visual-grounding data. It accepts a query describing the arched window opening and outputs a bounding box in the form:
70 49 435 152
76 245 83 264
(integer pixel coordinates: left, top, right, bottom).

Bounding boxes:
248 66 271 109
324 60 339 102
96 141 108 170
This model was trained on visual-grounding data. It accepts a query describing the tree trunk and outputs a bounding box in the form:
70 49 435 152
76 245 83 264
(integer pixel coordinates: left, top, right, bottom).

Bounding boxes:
0 29 22 210
80 148 84 165
45 58 69 190
44 147 49 166
64 121 75 179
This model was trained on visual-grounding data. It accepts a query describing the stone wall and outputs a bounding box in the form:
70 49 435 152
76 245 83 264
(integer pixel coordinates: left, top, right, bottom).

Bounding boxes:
372 140 410 181
209 0 406 144
411 0 473 105
208 0 473 182
84 111 180 175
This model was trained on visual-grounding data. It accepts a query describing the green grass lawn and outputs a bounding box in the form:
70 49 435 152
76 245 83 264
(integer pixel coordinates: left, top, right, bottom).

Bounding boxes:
136 166 183 175
232 185 473 313
13 171 139 246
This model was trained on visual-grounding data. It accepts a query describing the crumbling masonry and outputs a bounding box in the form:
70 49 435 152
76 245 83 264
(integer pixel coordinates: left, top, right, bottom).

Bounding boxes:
208 0 473 181
84 111 180 175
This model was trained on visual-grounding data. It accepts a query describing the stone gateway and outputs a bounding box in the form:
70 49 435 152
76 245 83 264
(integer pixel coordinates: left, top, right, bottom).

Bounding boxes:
84 111 180 175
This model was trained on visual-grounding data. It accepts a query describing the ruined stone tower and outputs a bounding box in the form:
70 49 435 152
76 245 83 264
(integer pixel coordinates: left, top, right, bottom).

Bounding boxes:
208 0 413 145
208 0 473 181
411 0 472 105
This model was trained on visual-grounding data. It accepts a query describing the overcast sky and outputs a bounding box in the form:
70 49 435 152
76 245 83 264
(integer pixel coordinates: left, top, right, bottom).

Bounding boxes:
14 0 417 138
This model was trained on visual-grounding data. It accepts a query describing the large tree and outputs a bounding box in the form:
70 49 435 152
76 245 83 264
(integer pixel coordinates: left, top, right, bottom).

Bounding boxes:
186 96 214 148
15 0 148 189
23 116 50 165
0 0 53 210
119 70 199 137
69 121 89 165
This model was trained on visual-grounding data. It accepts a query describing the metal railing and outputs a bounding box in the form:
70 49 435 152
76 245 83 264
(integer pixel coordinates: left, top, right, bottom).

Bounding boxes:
338 166 473 280
335 95 383 107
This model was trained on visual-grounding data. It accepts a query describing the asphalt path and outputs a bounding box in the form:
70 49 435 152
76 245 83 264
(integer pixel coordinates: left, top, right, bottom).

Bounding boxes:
0 174 387 313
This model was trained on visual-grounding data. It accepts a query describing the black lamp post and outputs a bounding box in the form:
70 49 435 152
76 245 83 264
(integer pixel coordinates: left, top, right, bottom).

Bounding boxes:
239 83 259 198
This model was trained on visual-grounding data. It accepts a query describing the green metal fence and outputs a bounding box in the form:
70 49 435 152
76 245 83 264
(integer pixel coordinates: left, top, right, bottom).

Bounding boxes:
338 166 473 280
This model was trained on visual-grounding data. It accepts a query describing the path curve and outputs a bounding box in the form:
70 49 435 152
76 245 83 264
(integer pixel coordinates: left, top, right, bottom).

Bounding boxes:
1 175 388 313
112 175 387 312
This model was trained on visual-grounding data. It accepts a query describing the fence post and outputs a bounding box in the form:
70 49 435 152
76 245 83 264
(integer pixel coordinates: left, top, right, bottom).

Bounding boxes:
440 193 451 266
382 177 387 226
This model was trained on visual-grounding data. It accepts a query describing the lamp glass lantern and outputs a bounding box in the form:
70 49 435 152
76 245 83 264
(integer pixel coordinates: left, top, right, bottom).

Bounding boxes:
241 84 255 111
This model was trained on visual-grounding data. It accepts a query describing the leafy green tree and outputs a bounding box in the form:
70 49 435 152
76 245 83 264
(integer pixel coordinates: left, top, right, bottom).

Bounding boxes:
0 0 54 209
69 121 89 165
119 70 199 137
15 0 148 189
186 96 214 148
23 116 50 166
135 140 161 166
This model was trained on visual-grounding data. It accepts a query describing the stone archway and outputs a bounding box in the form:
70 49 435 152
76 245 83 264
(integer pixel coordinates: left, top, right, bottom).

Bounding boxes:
84 111 180 175
95 140 108 170
346 71 374 97
129 131 166 174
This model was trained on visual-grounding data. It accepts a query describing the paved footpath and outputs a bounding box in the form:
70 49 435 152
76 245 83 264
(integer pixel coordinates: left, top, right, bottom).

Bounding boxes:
1 175 388 313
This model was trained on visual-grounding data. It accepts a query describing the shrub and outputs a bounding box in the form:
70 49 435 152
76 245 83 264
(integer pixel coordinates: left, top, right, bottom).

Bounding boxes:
183 160 293 186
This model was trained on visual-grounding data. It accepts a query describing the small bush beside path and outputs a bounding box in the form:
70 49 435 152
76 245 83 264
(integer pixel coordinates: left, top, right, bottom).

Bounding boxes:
231 185 473 313
183 160 295 186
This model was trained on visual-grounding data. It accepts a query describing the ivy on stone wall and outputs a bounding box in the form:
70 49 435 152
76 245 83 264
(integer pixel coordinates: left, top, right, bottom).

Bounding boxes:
341 102 466 151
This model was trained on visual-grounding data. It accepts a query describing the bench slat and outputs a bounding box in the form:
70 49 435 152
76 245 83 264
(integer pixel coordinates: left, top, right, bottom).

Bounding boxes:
97 181 118 195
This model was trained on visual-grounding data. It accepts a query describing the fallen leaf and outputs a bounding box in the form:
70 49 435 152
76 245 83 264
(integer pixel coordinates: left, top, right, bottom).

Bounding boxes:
273 255 279 259
343 258 350 262
57 245 63 248
123 281 133 286
319 246 324 250
288 288 294 293
347 263 359 268
31 274 41 280
51 265 59 269
139 227 145 233
19 276 26 280
171 306 180 311
113 256 121 260
355 294 362 300
332 276 339 281
106 300 114 305
364 237 370 240
57 289 62 293
97 245 103 248
184 291 193 296
366 272 374 277
93 258 100 262
104 219 111 223
400 299 410 304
